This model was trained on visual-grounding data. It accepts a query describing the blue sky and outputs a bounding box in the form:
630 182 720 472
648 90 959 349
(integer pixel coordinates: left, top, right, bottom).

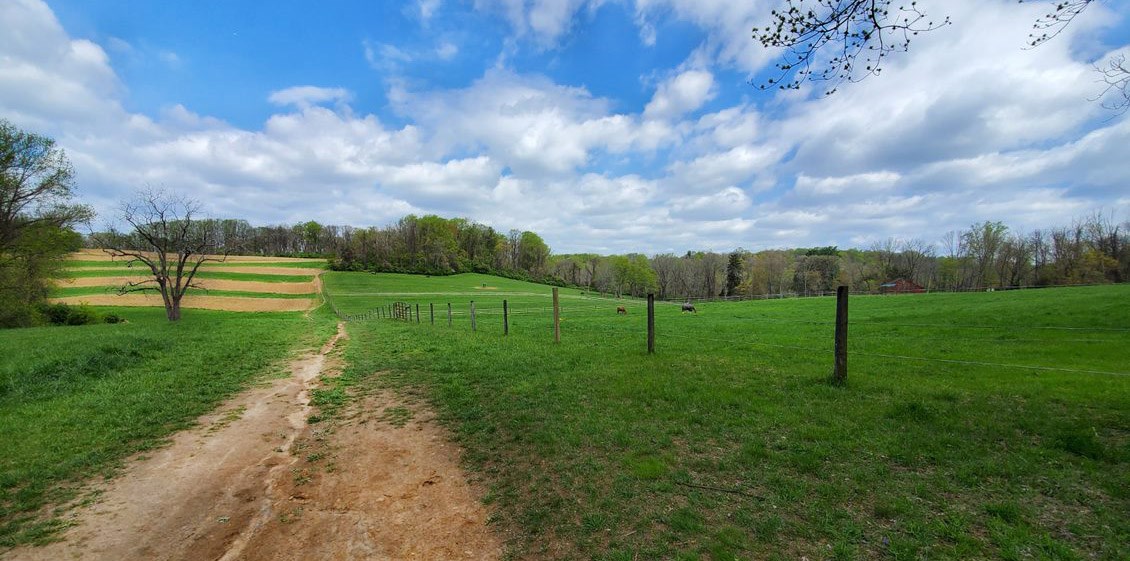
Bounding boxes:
2 0 1129 254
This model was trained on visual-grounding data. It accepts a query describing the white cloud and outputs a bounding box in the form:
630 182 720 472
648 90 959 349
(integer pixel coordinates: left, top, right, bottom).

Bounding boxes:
643 69 715 120
158 50 181 67
474 0 597 47
418 0 442 21
793 171 901 197
669 187 752 220
436 41 459 60
267 86 351 109
666 144 782 192
393 68 676 175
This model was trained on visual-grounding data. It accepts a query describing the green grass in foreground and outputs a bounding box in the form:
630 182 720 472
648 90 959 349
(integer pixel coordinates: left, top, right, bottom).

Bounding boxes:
325 273 1129 561
0 306 337 547
57 269 315 283
50 286 317 299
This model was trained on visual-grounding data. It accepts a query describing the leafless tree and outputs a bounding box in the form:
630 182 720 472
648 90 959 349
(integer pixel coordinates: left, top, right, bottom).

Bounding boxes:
752 0 950 94
651 253 681 299
1097 54 1130 114
751 0 1125 107
94 189 226 321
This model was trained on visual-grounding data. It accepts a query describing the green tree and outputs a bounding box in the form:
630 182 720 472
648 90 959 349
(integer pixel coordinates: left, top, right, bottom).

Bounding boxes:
725 250 744 297
301 220 323 254
518 231 550 276
0 120 93 327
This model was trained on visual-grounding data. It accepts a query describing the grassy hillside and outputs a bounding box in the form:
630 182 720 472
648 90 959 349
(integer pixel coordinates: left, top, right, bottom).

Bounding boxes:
325 272 1130 560
0 307 337 547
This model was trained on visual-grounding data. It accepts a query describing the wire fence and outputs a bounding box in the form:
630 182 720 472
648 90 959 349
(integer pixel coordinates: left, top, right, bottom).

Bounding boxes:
328 285 1130 378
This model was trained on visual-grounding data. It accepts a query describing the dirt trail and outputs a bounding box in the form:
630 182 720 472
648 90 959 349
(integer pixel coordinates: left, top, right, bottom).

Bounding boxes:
5 323 502 561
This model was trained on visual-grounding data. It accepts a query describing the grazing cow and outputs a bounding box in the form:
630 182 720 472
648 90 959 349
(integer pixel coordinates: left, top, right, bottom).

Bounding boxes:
616 306 627 315
681 302 697 313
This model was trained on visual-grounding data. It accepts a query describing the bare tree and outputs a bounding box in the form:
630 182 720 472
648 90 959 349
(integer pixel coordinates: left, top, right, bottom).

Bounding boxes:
1096 54 1130 114
95 189 226 321
651 253 681 299
752 0 950 94
751 0 1124 106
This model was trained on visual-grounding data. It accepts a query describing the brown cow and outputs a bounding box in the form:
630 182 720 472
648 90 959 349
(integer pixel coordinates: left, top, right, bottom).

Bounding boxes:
616 306 627 315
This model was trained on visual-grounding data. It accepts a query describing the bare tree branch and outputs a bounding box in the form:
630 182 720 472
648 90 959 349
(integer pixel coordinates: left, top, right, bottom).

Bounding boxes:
752 0 1121 110
1096 53 1130 114
751 0 950 95
1025 0 1095 48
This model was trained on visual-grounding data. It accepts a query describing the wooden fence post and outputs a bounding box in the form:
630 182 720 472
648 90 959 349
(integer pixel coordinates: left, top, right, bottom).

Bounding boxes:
416 303 420 324
503 299 509 336
447 303 452 326
471 301 477 331
833 285 848 384
552 287 560 343
647 293 655 354
430 303 434 325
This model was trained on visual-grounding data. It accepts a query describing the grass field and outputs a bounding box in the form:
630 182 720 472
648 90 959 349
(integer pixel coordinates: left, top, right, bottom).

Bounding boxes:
0 306 337 547
324 272 1130 560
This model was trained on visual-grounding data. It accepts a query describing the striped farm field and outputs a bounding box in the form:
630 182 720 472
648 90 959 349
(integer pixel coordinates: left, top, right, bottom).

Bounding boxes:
51 250 328 312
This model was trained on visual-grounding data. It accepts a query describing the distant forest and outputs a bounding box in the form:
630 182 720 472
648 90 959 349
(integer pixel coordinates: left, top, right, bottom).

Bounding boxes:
87 212 1129 301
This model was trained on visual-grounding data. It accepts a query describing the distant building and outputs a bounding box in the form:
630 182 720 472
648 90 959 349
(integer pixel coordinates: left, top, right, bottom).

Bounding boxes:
879 279 925 294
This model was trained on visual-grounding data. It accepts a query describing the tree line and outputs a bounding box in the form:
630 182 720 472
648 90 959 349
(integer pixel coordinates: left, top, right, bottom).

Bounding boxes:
85 210 1130 302
545 214 1128 301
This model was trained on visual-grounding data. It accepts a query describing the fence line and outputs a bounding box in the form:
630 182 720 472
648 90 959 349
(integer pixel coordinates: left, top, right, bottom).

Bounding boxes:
334 287 1127 377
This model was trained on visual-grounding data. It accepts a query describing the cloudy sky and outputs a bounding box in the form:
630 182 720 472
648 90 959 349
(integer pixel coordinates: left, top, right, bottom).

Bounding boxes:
2 0 1128 254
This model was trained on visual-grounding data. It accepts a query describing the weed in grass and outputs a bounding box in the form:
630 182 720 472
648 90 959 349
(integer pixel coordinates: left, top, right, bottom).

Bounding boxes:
278 507 303 524
1056 427 1106 460
667 508 705 535
625 454 667 480
291 468 311 486
378 405 413 427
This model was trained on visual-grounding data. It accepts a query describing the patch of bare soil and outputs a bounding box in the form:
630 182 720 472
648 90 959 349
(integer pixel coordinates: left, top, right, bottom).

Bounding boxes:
65 266 319 276
69 250 325 264
49 295 316 312
55 277 317 294
4 323 502 561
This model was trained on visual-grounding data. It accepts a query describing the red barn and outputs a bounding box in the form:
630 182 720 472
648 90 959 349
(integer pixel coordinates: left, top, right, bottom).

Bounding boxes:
879 279 925 294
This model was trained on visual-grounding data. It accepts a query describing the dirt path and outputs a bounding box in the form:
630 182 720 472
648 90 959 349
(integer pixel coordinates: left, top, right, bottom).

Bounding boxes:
4 323 502 561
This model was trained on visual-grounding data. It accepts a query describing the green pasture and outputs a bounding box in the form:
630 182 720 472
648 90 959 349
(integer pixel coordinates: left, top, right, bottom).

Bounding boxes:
324 272 1130 561
50 286 317 300
0 306 337 547
326 271 617 316
57 269 315 283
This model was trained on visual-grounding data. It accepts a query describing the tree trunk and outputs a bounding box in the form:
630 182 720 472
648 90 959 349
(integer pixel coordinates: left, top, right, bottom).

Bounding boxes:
167 297 182 321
